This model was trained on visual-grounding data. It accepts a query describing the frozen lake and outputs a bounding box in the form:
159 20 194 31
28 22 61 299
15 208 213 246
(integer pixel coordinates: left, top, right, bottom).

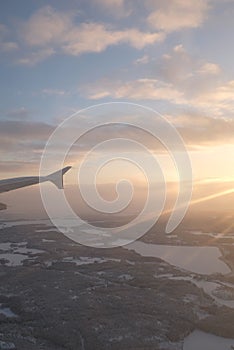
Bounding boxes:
183 330 234 350
126 241 231 275
0 220 231 274
0 241 45 266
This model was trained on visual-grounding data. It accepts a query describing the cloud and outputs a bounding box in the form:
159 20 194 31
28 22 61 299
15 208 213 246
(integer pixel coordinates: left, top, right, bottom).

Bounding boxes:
155 46 233 114
0 120 54 155
156 44 196 85
0 0 214 66
93 0 131 17
1 111 233 179
147 0 210 32
85 78 184 102
17 5 164 63
0 120 53 140
173 113 234 147
42 88 67 96
0 23 18 53
84 43 234 117
198 62 221 75
68 112 234 154
85 45 223 104
0 161 39 174
2 1 212 65
61 24 164 55
134 54 150 65
0 41 18 52
156 46 234 113
152 45 226 109
192 80 234 113
5 107 31 120
20 6 73 47
16 48 55 66
155 44 222 86
0 120 55 174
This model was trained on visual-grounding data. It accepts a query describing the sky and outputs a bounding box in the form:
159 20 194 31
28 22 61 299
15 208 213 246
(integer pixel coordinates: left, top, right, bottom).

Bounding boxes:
0 0 234 188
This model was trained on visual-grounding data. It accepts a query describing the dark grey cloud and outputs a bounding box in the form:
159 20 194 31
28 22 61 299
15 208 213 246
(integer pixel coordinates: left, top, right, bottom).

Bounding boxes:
0 120 54 174
0 160 39 174
1 112 233 179
0 120 54 140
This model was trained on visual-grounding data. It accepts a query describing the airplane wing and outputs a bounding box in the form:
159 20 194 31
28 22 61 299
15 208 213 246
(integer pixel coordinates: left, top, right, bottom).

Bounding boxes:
0 166 72 194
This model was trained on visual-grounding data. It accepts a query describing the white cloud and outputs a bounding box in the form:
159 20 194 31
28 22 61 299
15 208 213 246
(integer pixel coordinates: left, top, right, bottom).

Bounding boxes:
157 46 234 113
147 0 210 32
173 44 186 53
155 45 223 97
157 44 196 84
153 45 234 115
20 6 73 47
18 6 164 63
193 80 234 108
171 112 234 146
197 62 221 75
42 88 67 96
62 24 164 55
134 55 150 65
86 78 184 103
84 43 234 117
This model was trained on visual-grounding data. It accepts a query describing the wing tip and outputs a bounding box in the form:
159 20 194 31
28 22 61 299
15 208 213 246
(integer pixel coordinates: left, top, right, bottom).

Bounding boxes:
62 166 72 175
46 166 72 189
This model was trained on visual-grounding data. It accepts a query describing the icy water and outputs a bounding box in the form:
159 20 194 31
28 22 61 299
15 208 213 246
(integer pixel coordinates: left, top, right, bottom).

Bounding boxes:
183 330 234 350
0 241 45 266
126 241 231 275
0 219 231 274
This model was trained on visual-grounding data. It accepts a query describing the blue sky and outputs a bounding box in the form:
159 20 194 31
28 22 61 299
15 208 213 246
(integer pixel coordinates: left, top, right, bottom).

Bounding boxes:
1 0 234 183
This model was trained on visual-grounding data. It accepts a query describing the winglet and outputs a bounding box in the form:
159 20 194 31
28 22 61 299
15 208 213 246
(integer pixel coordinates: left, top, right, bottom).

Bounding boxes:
46 166 72 189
